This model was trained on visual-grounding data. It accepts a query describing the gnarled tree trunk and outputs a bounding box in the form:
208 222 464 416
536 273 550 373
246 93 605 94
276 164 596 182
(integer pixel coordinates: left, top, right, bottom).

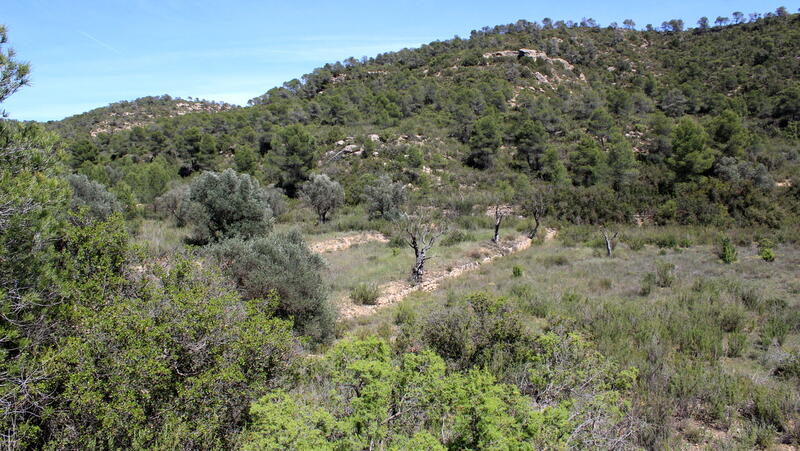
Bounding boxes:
492 205 504 244
601 227 619 257
404 213 447 285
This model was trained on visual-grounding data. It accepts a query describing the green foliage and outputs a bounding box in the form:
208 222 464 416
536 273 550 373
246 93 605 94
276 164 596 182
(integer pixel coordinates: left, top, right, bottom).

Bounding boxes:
513 118 547 171
760 317 789 346
350 282 380 305
362 175 406 220
0 121 71 449
758 238 776 262
639 273 656 296
300 173 344 223
242 392 335 451
607 130 639 190
242 322 636 450
154 183 196 226
0 25 30 114
188 168 274 242
268 124 317 197
466 115 502 169
512 265 523 277
727 332 747 357
66 173 122 220
655 260 676 287
4 211 297 449
207 230 335 343
668 117 716 180
440 229 476 246
718 236 738 263
570 135 608 186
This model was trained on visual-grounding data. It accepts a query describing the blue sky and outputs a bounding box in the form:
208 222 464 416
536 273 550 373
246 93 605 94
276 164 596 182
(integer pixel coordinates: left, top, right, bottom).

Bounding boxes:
2 0 795 121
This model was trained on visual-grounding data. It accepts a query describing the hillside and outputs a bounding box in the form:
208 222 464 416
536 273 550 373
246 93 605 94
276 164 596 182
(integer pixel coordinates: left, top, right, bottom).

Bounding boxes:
47 94 237 139
3 8 800 450
52 12 800 228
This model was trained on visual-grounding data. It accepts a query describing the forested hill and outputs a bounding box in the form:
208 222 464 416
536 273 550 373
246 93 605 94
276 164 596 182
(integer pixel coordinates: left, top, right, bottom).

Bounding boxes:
54 10 800 227
47 95 236 139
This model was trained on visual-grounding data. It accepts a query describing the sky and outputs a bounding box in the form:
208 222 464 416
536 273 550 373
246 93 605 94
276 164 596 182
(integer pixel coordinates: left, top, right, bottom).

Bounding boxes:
2 0 795 121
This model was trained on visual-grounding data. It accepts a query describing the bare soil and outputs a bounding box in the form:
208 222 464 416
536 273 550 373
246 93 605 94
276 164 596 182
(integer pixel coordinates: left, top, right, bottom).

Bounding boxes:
309 231 389 253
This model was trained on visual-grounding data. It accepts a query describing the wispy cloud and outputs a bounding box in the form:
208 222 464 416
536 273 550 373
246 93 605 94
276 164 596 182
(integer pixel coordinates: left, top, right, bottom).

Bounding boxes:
78 30 123 55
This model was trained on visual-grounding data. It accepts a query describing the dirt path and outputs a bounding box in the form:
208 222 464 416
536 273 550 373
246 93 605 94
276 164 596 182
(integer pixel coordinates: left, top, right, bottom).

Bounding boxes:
309 231 389 253
339 234 533 319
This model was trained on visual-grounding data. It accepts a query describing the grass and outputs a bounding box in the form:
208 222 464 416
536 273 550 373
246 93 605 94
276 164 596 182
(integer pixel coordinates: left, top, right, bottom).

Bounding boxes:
333 232 800 447
136 219 191 256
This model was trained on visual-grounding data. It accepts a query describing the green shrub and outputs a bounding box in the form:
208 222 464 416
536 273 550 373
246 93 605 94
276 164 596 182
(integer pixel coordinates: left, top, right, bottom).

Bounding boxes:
395 302 417 326
639 273 655 296
350 282 380 305
207 230 335 343
773 352 800 380
750 387 786 431
744 422 777 449
388 233 406 248
718 304 746 333
655 261 675 288
626 236 646 251
363 175 406 220
760 317 789 347
512 265 523 278
67 173 123 221
189 169 274 242
537 254 570 267
300 173 345 223
738 285 763 311
764 297 788 313
758 238 776 262
653 234 678 249
718 236 737 263
727 332 747 357
441 229 476 246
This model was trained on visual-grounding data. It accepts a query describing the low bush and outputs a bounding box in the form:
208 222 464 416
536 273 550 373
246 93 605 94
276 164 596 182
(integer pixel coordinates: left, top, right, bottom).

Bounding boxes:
727 332 747 357
441 229 476 246
350 282 380 305
653 234 678 249
67 174 123 221
512 265 523 277
760 317 789 347
718 236 738 263
626 236 646 251
717 304 746 333
738 285 763 311
655 261 676 288
207 230 335 343
639 273 656 296
758 238 776 262
537 254 570 267
188 169 274 242
750 387 786 431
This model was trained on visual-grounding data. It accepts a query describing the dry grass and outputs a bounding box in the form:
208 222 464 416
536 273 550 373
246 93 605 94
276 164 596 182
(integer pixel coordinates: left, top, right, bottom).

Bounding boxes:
136 219 191 256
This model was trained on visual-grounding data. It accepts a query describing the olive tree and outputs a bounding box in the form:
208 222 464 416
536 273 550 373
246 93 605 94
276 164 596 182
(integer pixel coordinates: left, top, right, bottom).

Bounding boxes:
518 185 550 239
207 230 335 343
600 226 620 257
363 175 406 220
402 212 448 285
66 174 122 221
188 168 273 242
154 183 195 226
300 173 344 223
